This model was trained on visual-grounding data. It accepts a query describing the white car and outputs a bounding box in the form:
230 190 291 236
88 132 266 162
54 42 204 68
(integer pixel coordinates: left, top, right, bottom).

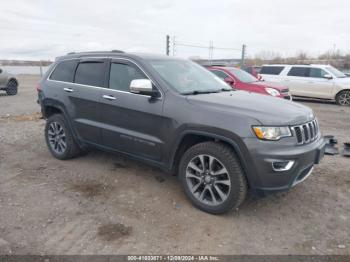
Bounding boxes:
259 64 350 106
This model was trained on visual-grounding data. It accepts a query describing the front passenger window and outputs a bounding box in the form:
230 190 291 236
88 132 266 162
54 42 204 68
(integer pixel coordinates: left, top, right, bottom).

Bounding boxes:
109 63 147 92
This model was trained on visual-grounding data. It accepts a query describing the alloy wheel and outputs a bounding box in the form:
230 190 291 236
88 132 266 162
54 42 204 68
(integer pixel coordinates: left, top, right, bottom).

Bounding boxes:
185 154 231 206
47 122 67 154
338 93 350 106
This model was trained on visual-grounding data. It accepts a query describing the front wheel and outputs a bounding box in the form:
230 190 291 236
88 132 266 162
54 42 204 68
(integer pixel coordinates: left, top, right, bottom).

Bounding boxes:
178 142 247 214
336 90 350 106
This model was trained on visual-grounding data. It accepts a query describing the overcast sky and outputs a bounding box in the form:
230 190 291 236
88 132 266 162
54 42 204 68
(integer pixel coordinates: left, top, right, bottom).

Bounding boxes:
0 0 349 60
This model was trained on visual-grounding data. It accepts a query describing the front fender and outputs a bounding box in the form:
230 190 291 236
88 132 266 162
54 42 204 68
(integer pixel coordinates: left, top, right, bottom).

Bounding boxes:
167 126 258 189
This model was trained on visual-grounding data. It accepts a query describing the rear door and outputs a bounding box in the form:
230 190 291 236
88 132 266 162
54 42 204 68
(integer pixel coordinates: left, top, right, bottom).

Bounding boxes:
284 67 310 97
99 59 164 162
69 58 108 144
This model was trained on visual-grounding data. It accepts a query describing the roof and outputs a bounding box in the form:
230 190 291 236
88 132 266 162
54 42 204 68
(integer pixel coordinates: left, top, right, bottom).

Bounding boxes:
262 64 331 68
56 51 183 62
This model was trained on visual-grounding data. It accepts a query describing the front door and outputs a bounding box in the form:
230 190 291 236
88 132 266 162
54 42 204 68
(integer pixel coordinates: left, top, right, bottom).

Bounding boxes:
99 59 164 162
304 67 334 99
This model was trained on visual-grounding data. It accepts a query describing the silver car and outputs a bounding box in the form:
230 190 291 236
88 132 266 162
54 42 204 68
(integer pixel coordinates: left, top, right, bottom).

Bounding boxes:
0 68 18 95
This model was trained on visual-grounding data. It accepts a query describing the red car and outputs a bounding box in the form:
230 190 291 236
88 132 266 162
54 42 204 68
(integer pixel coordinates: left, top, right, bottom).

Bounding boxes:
208 66 292 100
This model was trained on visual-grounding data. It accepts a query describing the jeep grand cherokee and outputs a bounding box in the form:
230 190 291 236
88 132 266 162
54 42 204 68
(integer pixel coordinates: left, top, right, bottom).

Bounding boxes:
37 51 326 214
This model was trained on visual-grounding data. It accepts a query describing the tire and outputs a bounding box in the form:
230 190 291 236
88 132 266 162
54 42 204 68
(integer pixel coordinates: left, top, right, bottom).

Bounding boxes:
178 141 247 214
45 114 82 160
6 79 18 96
336 90 350 106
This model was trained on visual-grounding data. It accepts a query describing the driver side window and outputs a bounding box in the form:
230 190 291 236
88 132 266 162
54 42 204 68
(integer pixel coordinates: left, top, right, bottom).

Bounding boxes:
109 62 147 92
211 70 230 80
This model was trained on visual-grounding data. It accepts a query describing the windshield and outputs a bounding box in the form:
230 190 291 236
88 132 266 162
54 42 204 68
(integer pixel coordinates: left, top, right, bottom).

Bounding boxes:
326 66 347 78
148 59 231 94
228 67 258 83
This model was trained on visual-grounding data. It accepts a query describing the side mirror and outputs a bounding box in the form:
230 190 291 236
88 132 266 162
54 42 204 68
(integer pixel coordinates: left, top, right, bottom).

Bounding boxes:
323 74 333 80
224 77 235 85
130 79 158 96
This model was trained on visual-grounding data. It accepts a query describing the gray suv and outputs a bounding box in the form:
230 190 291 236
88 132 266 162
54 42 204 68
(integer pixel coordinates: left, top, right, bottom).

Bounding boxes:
37 51 326 214
0 68 18 95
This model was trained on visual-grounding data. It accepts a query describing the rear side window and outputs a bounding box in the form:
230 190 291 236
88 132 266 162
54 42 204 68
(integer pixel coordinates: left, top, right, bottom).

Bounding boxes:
109 63 147 92
260 66 284 75
50 60 77 82
74 62 105 87
287 67 310 77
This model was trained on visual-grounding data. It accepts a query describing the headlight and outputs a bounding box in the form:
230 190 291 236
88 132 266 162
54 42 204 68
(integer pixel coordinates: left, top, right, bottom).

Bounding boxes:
265 87 280 97
253 126 292 141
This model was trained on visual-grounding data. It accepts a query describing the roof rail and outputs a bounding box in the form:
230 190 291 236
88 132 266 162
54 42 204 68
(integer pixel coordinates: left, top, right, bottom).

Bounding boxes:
66 50 125 55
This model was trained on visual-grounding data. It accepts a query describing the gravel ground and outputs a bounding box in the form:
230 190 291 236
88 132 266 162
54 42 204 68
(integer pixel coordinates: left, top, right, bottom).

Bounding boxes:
0 75 349 255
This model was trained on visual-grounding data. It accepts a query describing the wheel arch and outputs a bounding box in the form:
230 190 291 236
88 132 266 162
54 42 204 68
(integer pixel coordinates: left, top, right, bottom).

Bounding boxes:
335 89 350 105
335 88 350 98
7 77 18 86
41 99 84 147
170 130 252 186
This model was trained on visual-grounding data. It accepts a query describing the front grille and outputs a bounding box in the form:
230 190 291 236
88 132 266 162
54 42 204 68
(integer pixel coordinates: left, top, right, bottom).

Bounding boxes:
291 119 319 145
281 88 289 93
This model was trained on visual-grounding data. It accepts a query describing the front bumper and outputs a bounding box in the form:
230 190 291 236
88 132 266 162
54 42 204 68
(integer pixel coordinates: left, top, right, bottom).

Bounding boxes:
243 136 326 196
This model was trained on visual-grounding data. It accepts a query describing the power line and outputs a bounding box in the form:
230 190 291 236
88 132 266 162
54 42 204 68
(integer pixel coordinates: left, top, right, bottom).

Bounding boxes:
176 42 241 51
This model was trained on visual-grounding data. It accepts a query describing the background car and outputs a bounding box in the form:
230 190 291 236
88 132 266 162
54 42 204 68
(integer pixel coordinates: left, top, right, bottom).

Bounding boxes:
207 66 291 100
259 64 350 106
0 67 19 95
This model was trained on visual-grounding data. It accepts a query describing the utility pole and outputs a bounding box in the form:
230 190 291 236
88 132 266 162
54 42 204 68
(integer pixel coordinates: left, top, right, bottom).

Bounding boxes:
172 36 176 56
208 41 214 64
241 44 246 68
166 35 170 56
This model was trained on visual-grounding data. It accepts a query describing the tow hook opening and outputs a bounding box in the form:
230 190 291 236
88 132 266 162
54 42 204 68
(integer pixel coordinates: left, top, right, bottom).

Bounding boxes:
272 160 295 172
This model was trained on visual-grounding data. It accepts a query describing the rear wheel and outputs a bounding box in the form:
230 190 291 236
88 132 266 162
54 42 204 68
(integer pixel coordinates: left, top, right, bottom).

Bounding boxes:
6 79 18 96
336 90 350 106
179 141 247 214
45 114 82 160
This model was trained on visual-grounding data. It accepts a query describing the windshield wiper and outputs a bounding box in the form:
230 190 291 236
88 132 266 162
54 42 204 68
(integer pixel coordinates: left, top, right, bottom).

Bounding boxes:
182 90 221 95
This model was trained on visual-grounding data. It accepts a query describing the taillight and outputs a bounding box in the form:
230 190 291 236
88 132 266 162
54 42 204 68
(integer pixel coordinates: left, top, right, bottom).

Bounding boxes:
36 83 42 92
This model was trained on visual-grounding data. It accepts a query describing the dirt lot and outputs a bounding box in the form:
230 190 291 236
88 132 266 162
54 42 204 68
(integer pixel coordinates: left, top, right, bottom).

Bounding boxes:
0 75 349 255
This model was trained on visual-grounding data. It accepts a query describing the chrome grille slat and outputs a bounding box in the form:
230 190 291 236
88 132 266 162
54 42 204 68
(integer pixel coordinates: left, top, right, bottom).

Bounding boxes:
292 119 319 145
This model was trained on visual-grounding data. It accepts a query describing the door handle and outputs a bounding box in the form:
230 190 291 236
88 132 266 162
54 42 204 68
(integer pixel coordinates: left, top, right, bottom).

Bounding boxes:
63 87 74 92
102 95 116 101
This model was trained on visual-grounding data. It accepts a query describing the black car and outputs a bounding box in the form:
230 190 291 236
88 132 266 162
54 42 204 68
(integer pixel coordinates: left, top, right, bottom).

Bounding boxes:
37 51 326 214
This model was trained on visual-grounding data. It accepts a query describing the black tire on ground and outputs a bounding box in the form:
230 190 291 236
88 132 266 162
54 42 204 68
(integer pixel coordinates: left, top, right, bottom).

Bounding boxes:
6 79 18 96
45 114 82 160
178 141 248 214
335 90 350 106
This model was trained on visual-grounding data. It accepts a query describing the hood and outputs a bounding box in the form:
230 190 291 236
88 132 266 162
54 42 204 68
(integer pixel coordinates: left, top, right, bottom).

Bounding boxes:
253 81 287 91
186 91 314 126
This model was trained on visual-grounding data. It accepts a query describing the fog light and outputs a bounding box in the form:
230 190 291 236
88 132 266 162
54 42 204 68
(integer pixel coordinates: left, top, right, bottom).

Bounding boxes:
272 160 294 171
